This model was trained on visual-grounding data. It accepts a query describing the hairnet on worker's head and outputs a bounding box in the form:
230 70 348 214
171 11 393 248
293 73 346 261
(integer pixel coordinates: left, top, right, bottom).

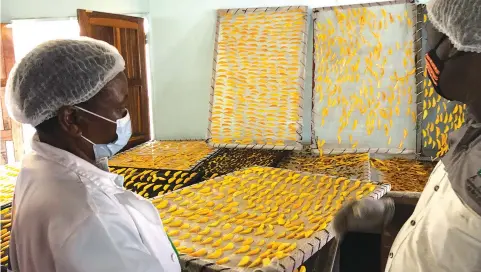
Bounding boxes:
5 37 125 127
427 0 481 53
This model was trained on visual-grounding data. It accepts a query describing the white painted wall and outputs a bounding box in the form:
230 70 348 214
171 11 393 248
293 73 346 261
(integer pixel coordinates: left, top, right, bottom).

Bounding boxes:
148 0 394 141
0 0 149 22
1 0 398 142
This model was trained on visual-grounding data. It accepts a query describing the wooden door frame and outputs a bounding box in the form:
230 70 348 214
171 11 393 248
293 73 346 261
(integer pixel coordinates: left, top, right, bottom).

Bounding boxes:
77 10 151 148
1 24 24 164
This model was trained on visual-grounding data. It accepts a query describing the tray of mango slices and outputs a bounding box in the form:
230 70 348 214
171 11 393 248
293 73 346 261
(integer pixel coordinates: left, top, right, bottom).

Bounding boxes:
277 153 371 181
0 206 12 267
109 140 218 171
193 149 291 180
151 166 390 272
369 154 436 193
109 167 203 199
0 165 20 207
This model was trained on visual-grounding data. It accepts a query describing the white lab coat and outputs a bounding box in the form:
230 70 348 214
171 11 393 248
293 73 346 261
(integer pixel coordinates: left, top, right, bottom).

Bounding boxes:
8 136 181 272
385 162 481 272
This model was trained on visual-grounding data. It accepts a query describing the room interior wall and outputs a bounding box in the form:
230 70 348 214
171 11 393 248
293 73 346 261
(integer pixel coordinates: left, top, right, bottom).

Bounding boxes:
148 0 394 142
2 0 395 143
0 0 149 22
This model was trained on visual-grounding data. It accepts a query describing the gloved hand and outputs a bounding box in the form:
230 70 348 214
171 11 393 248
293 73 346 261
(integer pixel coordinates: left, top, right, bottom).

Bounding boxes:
253 258 282 272
332 197 395 238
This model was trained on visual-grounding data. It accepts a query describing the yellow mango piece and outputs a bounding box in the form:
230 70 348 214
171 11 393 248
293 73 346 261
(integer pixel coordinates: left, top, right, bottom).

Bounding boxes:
208 220 221 227
275 251 289 259
199 227 211 235
242 237 254 245
248 257 263 268
222 242 235 251
284 243 297 253
216 257 230 265
262 258 272 267
190 226 201 233
233 236 244 243
222 223 232 230
278 243 290 251
201 237 213 245
240 227 253 234
235 245 250 254
207 249 223 259
233 226 243 234
212 239 223 247
200 187 211 194
155 199 169 209
247 248 261 256
223 233 234 240
264 230 275 238
178 233 191 240
179 247 195 254
259 250 272 259
162 217 174 225
238 256 250 267
170 220 183 227
192 235 202 242
191 248 207 257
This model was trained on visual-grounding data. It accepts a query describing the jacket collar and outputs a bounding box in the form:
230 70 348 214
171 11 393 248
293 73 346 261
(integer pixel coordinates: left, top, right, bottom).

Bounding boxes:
30 134 124 188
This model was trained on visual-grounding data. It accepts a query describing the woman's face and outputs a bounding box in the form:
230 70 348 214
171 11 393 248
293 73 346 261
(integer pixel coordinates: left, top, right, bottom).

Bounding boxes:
426 21 481 104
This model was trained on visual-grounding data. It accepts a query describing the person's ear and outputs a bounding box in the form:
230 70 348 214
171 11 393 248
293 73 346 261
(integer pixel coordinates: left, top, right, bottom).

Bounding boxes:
57 106 82 137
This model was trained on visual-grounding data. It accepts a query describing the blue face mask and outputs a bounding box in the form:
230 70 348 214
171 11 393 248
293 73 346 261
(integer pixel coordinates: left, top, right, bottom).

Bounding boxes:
75 106 132 160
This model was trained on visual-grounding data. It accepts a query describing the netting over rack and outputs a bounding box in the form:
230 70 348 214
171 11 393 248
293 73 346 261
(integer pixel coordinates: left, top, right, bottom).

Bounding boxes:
278 153 370 180
109 141 215 171
312 1 417 155
153 167 389 271
207 7 308 150
416 5 467 159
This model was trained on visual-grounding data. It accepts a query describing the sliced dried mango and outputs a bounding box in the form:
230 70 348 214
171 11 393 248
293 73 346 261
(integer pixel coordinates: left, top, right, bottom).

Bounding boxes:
235 245 250 254
247 248 261 256
216 257 230 265
238 256 250 267
207 249 223 259
222 242 235 251
191 248 207 257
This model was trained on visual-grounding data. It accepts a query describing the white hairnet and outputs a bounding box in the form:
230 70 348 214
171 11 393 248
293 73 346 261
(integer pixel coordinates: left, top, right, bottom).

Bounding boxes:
5 37 125 127
427 0 481 53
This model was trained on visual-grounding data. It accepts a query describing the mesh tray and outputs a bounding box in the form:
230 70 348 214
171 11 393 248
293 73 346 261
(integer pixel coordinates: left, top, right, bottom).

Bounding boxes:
109 140 217 171
152 166 390 272
311 1 418 155
193 149 291 180
0 165 20 207
277 153 371 181
206 6 308 151
109 167 203 199
1 206 12 267
369 154 436 192
415 5 467 159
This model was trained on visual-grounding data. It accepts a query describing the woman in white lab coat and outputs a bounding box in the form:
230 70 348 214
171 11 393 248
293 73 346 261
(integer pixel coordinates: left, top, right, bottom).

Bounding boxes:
5 38 181 272
334 0 481 271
